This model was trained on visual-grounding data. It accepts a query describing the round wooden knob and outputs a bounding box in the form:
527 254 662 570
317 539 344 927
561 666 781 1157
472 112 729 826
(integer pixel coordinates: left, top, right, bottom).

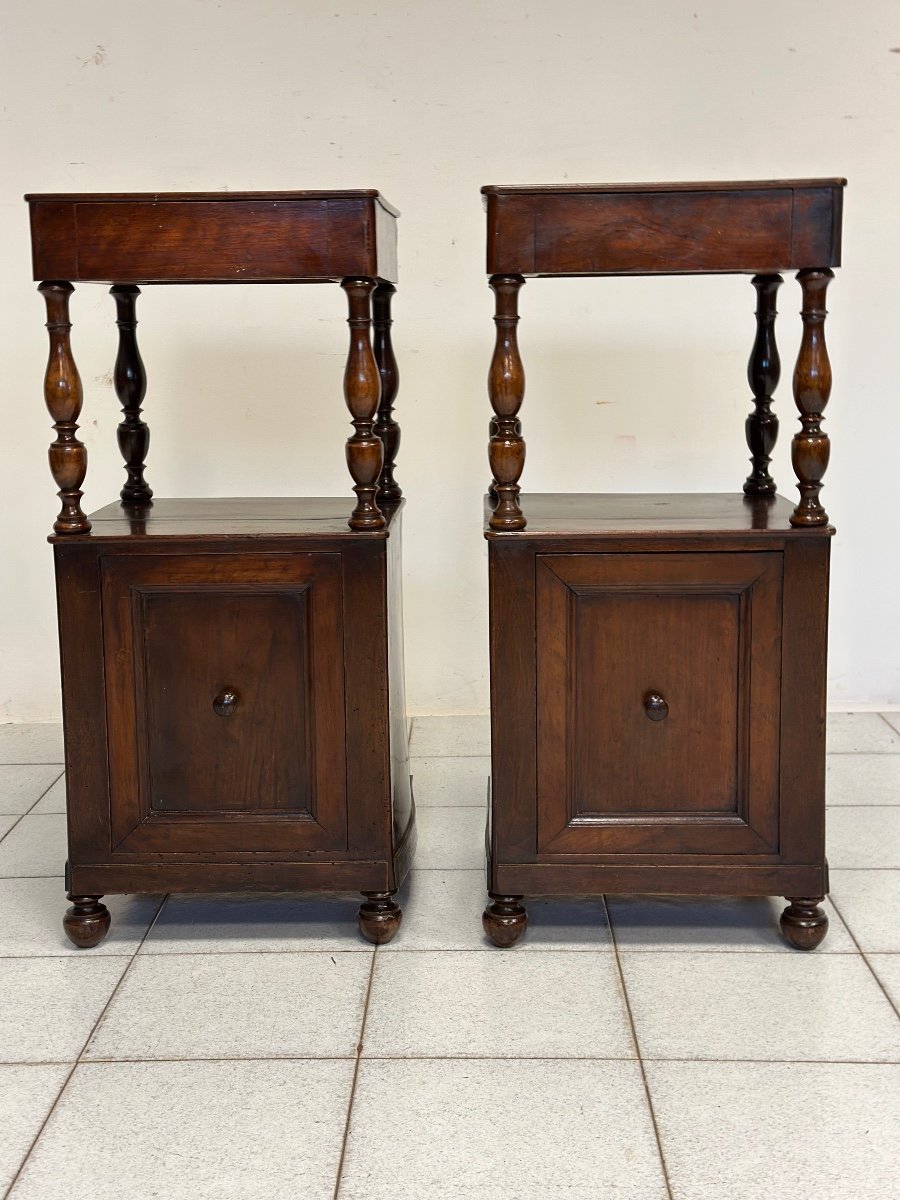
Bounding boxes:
643 691 668 722
213 688 239 717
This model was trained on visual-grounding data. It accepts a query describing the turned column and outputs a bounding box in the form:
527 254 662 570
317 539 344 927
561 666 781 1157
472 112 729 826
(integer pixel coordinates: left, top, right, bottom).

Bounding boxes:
372 281 402 503
111 284 153 505
342 277 385 530
790 269 833 526
488 274 526 530
743 274 782 496
38 282 90 534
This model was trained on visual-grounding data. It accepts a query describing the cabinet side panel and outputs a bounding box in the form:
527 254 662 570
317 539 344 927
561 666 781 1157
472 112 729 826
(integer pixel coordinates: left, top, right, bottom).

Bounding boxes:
386 515 413 855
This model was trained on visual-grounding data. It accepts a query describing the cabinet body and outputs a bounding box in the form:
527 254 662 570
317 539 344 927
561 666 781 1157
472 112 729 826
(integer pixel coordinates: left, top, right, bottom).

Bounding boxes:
56 499 414 900
487 494 830 903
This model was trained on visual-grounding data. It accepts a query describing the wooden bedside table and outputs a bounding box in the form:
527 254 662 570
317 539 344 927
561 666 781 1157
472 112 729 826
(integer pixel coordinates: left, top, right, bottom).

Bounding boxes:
26 189 414 947
480 179 844 950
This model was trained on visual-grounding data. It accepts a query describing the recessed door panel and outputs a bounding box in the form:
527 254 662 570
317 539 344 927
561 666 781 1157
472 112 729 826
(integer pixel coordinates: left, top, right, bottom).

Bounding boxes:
101 552 346 856
536 552 782 856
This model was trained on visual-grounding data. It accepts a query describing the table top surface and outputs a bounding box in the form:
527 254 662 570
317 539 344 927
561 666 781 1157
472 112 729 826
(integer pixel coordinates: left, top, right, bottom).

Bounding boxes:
26 189 400 215
482 179 846 196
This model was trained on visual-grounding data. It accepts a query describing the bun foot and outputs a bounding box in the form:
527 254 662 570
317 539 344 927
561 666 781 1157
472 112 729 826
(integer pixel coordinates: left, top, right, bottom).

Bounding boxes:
358 892 402 945
483 894 527 947
63 894 111 949
780 896 829 950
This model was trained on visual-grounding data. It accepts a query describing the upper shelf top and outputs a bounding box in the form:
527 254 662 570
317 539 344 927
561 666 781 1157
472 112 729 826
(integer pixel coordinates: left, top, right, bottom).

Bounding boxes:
26 190 399 285
483 178 845 277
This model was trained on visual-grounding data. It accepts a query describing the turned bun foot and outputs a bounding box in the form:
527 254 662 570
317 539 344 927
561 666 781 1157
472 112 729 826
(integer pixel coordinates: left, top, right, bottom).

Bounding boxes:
63 894 111 949
483 894 527 947
780 896 829 950
358 892 402 945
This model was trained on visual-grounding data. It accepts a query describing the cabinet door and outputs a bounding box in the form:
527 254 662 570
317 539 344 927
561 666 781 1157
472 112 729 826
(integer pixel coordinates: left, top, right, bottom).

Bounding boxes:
536 552 782 856
101 552 346 856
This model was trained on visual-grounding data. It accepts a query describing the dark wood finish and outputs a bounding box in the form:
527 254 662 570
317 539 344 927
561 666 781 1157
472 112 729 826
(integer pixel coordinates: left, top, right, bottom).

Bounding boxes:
482 180 843 949
744 274 782 496
482 894 528 947
488 275 526 530
358 891 403 944
63 895 110 949
28 191 411 946
373 282 402 503
27 191 398 284
39 282 90 534
483 180 844 276
111 284 152 505
342 277 385 530
780 896 829 950
790 269 833 526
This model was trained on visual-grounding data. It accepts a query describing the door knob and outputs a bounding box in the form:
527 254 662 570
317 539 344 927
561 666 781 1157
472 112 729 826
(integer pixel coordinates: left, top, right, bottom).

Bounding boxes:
213 687 239 717
643 691 668 722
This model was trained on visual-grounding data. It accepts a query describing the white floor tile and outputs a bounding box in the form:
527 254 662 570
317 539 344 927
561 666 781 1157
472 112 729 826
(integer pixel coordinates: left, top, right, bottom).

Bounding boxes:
827 807 900 868
827 713 900 753
0 725 64 766
341 1058 666 1200
10 1059 353 1200
646 1060 900 1200
364 950 633 1059
384 869 613 952
142 891 371 954
0 879 161 957
606 894 854 953
27 776 66 815
83 951 370 1061
827 753 900 805
0 815 67 878
620 951 900 1062
409 714 490 757
0 814 18 841
409 756 491 806
868 956 900 1013
829 870 900 952
881 712 900 735
0 1064 70 1193
0 767 63 816
414 806 485 869
0 958 126 1062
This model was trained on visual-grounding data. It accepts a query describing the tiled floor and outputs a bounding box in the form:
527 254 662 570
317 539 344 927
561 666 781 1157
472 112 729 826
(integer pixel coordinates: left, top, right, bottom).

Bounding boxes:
0 713 898 1199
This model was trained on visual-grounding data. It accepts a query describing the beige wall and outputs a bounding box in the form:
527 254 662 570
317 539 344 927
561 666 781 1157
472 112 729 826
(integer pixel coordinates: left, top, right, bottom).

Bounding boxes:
2 0 898 719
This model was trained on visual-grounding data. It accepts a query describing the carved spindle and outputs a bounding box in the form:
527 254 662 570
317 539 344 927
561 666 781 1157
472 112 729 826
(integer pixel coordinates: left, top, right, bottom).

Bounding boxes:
780 896 829 950
358 891 402 944
372 282 402 503
341 277 385 530
38 282 90 534
488 274 526 531
743 274 782 496
790 269 833 526
111 284 153 505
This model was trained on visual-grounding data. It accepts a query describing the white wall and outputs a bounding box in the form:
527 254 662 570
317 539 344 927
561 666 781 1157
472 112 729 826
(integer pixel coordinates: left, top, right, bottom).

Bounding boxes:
1 0 898 720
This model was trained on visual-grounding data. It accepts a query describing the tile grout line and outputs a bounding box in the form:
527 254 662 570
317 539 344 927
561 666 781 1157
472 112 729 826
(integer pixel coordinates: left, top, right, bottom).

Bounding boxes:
1 894 168 1200
877 713 900 737
828 895 900 1023
603 895 674 1200
332 948 378 1200
0 773 65 849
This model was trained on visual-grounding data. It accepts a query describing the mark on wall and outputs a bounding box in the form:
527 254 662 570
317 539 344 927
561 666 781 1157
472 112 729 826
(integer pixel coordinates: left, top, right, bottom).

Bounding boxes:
80 45 107 68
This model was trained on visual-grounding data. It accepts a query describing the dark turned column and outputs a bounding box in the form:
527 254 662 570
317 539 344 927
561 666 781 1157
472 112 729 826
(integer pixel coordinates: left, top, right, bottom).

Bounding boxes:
38 282 90 534
780 896 829 950
63 894 111 948
358 891 402 944
482 892 528 947
488 274 526 530
341 277 385 530
111 284 153 506
372 281 402 503
743 274 782 496
790 269 833 526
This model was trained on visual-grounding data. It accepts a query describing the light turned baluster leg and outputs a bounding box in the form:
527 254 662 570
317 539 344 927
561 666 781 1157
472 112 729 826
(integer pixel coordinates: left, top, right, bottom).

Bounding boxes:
341 277 385 531
111 284 153 506
743 274 782 496
790 269 833 526
488 274 526 531
372 281 402 504
38 281 90 534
